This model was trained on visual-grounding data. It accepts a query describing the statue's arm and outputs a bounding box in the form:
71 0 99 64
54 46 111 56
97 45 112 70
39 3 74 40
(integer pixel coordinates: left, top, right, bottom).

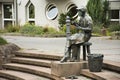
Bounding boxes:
71 21 82 29
82 16 93 31
81 23 92 31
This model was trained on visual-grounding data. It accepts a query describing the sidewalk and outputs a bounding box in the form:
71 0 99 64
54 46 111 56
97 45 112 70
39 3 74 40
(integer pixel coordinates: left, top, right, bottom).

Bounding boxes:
89 37 120 62
2 36 120 62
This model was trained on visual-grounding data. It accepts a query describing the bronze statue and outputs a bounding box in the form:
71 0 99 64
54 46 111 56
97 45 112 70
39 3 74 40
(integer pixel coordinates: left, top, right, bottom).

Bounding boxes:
60 6 93 62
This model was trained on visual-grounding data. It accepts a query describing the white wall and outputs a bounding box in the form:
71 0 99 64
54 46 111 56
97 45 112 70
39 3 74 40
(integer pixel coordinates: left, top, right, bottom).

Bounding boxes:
17 0 88 29
109 1 120 9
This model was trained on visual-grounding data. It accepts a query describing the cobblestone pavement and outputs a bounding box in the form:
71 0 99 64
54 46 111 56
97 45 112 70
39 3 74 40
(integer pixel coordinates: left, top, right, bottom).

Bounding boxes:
2 36 120 62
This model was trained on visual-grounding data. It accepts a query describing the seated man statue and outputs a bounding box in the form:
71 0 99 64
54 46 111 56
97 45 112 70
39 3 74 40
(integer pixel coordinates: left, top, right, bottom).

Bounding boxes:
60 6 93 62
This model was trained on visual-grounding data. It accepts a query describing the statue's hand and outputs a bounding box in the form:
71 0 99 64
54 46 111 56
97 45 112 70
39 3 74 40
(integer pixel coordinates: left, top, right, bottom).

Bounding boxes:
71 21 76 25
76 26 83 30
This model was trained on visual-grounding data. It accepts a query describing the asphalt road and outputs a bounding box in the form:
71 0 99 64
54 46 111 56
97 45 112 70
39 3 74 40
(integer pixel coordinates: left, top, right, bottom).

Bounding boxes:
2 36 120 62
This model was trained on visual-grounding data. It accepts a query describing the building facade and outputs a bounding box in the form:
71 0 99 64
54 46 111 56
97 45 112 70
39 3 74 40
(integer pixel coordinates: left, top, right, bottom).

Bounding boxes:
109 0 120 23
0 0 120 29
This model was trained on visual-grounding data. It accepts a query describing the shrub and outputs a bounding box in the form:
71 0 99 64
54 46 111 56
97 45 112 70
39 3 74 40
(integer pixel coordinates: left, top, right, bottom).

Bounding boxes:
58 13 67 27
6 25 20 32
43 27 49 33
42 27 65 37
0 37 7 45
108 23 120 32
0 29 6 33
62 25 77 34
20 23 43 35
35 27 44 35
92 23 103 34
58 12 75 28
43 27 58 34
20 23 65 37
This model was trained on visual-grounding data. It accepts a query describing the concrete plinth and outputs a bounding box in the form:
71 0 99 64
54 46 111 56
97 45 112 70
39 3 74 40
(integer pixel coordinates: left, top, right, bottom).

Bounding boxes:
51 61 88 77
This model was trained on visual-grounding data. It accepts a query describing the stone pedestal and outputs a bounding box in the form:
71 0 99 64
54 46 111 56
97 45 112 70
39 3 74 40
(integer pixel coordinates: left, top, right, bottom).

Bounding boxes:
51 61 88 77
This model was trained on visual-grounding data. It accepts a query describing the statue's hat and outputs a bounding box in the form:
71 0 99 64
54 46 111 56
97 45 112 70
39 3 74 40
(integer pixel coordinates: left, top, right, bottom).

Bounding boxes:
76 6 87 12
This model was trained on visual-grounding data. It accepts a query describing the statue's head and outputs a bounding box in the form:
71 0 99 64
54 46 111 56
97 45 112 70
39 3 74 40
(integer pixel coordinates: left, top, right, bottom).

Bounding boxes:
77 6 87 17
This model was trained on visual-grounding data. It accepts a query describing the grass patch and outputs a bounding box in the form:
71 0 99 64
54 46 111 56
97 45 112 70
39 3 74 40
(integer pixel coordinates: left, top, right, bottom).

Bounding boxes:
0 37 7 45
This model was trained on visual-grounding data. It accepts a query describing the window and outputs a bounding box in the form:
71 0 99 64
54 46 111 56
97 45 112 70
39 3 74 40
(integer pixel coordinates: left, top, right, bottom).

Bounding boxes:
46 4 58 20
3 3 15 28
110 9 120 23
110 10 119 19
67 4 78 19
29 3 35 19
26 2 35 24
4 4 12 18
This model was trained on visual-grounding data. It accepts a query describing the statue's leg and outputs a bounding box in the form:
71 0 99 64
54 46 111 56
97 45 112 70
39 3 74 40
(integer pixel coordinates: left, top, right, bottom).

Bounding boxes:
76 45 80 62
60 47 71 63
71 44 78 62
60 52 68 62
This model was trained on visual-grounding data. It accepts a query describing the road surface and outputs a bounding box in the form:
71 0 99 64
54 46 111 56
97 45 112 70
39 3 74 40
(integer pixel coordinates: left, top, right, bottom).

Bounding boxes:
2 36 120 62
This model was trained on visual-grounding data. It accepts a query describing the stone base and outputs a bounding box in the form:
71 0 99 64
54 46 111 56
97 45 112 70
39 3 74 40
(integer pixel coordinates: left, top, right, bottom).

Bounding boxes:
51 61 88 77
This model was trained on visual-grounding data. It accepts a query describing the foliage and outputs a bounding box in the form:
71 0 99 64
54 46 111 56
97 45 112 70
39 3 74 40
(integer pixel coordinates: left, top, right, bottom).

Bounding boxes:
43 27 57 34
0 37 7 45
102 0 110 26
108 23 120 32
6 25 20 32
19 22 65 37
58 13 67 27
39 26 65 37
58 12 77 36
58 12 74 27
92 23 103 34
20 23 43 35
87 0 103 23
62 25 77 34
0 29 6 33
87 0 109 26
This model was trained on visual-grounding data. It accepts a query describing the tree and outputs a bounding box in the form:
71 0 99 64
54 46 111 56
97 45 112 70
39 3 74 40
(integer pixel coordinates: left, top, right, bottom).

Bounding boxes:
58 12 74 27
58 13 67 27
102 0 110 26
87 0 109 26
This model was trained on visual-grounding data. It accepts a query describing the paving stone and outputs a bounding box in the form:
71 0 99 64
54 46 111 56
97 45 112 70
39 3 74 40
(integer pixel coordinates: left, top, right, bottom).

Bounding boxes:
1 49 120 80
11 57 52 67
62 75 92 80
0 70 50 80
103 60 120 72
15 50 63 60
3 63 52 78
81 69 120 80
